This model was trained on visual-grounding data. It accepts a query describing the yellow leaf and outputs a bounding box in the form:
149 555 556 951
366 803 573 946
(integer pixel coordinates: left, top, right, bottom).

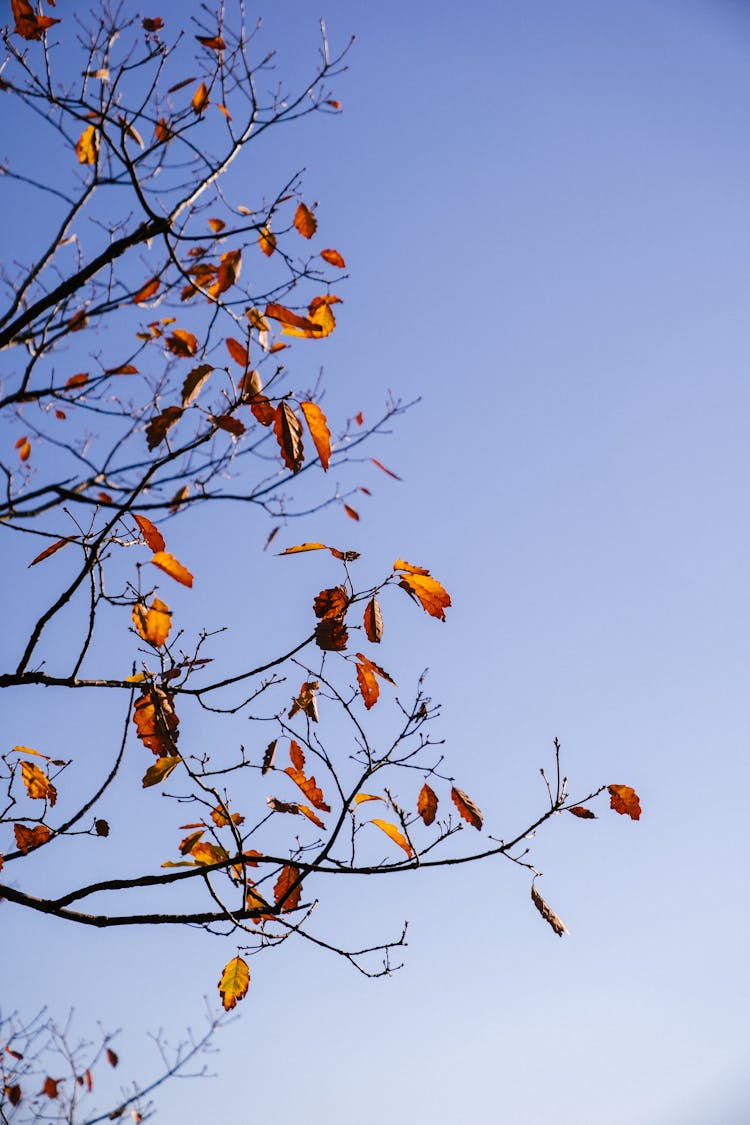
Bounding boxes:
279 542 329 555
75 125 97 164
190 842 229 866
141 756 182 788
132 597 172 647
191 81 209 114
21 761 57 806
370 818 413 858
398 571 451 621
273 863 302 911
218 956 249 1011
258 226 276 256
151 551 194 588
353 793 384 805
299 401 331 470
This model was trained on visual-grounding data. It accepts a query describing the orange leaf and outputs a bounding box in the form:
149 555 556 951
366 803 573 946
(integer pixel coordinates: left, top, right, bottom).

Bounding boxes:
29 537 71 567
397 570 451 621
178 829 205 855
299 401 331 470
298 804 326 829
354 652 395 710
165 328 198 357
284 767 331 812
211 413 246 437
13 823 51 853
279 542 328 555
151 551 194 588
211 805 244 828
353 793 384 805
363 597 383 643
191 81 209 114
20 761 57 806
132 597 172 647
608 784 642 821
314 617 348 652
208 217 225 233
264 302 314 333
568 806 597 819
65 372 88 389
451 786 482 830
133 685 179 756
225 337 248 367
197 34 226 51
105 363 139 375
181 363 213 407
531 882 570 937
141 755 182 788
273 863 302 911
146 406 183 450
320 248 346 268
343 504 359 521
75 126 97 164
417 782 438 826
258 226 276 256
134 514 166 553
393 559 430 575
12 0 60 39
210 248 242 296
218 103 232 120
249 392 275 427
5 1082 21 1106
190 842 229 866
293 202 317 239
273 402 304 473
218 956 249 1011
16 438 31 462
132 277 159 304
289 739 305 771
370 818 413 858
42 1077 60 1099
313 586 348 620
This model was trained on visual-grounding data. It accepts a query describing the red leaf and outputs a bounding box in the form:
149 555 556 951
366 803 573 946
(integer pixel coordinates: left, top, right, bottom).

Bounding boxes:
28 537 72 568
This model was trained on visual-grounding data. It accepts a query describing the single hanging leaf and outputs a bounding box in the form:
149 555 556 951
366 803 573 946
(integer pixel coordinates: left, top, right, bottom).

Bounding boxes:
258 226 276 256
313 586 348 620
293 202 317 239
132 597 172 647
225 337 248 367
354 793 384 805
133 686 179 755
169 485 189 513
197 33 226 51
142 17 164 31
371 457 402 481
106 1049 118 1068
20 762 57 806
132 277 160 305
417 782 438 826
210 413 246 437
95 819 110 836
274 864 302 911
191 81 209 114
370 818 413 859
29 537 72 568
363 597 383 643
568 806 597 819
42 1077 60 1099
208 217 225 233
142 756 182 788
5 1083 21 1106
12 0 60 39
75 126 97 164
211 249 242 296
608 784 642 821
146 406 183 450
451 786 482 830
343 504 359 521
320 248 346 268
151 551 194 588
279 542 329 555
13 823 51 853
283 767 331 812
314 617 348 651
289 739 305 771
273 402 304 473
531 882 570 937
396 564 451 621
218 956 249 1011
134 515 165 553
288 680 319 722
181 363 213 407
299 401 331 470
264 302 316 333
261 740 278 775
165 328 198 357
297 804 326 829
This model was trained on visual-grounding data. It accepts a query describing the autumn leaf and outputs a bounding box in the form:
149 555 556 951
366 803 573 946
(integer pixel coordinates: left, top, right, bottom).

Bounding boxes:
12 0 60 39
370 818 413 859
608 784 642 821
141 756 182 788
211 805 244 828
273 402 304 472
190 842 229 866
279 542 329 555
145 406 183 450
132 277 160 305
211 249 242 296
568 806 597 819
261 740 277 775
354 652 395 710
320 248 346 268
264 302 314 333
211 413 246 437
225 337 248 367
298 804 326 829
218 956 249 1011
165 328 198 357
353 793 384 805
142 16 164 31
65 372 88 389
284 767 331 812
133 686 179 756
313 586 348 620
293 202 317 239
42 1077 60 1099
208 217 225 233
13 823 51 853
274 864 302 911
371 457 402 481
106 1049 118 1068
248 392 275 427
151 551 194 588
75 125 97 164
29 537 72 568
5 1083 21 1106
169 485 189 513
15 436 31 461
288 680 319 722
363 597 383 643
192 81 209 114
266 796 299 815
299 401 331 470
395 561 451 621
258 226 276 256
181 363 213 407
343 504 359 521
134 515 166 553
451 786 482 830
315 617 348 651
197 34 226 51
95 819 110 836
289 739 305 771
531 882 570 937
20 762 57 806
105 363 138 376
417 782 438 826
132 597 172 647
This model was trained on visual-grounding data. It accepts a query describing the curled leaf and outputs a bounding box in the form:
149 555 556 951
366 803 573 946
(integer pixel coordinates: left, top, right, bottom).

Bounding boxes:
370 818 413 858
531 882 570 937
608 784 642 821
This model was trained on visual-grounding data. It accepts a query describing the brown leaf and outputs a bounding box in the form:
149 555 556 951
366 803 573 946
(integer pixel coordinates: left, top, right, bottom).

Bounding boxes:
132 597 172 647
320 248 346 268
146 406 183 450
284 767 331 812
608 784 642 821
211 413 246 437
288 680 319 722
181 363 213 407
417 782 438 826
106 1049 118 1068
371 457 402 481
142 17 164 31
5 1083 21 1106
289 739 305 771
273 402 304 472
95 819 110 836
531 882 570 937
132 277 160 305
261 740 278 775
363 597 383 643
293 202 317 239
264 302 316 333
154 118 173 144
210 805 244 828
151 551 194 588
313 586 348 621
134 514 166 553
197 34 226 51
266 796 300 815
29 537 72 568
191 82 209 114
258 226 276 256
249 392 275 427
451 786 482 830
211 249 242 296
141 756 182 788
315 617 348 652
225 337 248 367
42 1077 60 1099
218 956 249 1012
165 328 198 357
65 372 88 389
12 0 60 38
105 363 139 376
169 485 190 513
20 761 57 806
13 823 51 854
133 686 179 756
273 864 302 911
370 818 413 858
568 806 597 819
297 804 326 829
299 401 331 470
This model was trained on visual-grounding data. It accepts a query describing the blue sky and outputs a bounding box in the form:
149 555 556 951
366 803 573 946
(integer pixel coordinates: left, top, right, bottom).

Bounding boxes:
2 2 749 1122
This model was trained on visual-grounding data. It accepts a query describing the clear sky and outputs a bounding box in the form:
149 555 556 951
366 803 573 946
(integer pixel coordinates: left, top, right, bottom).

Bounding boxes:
3 2 749 1123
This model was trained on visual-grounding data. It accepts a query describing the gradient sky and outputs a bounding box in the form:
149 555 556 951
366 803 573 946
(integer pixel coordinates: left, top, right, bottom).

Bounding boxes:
3 2 749 1123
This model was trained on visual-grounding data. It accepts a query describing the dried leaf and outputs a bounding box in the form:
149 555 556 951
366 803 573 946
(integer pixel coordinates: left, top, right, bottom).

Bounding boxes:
142 17 164 32
289 739 305 771
132 277 159 305
65 372 88 389
320 248 346 268
363 597 383 643
284 767 331 812
146 406 183 450
258 226 276 256
165 328 198 357
5 1083 21 1106
225 337 248 367
29 537 71 568
371 457 402 480
297 804 326 829
249 392 275 427
16 438 31 462
451 786 482 830
293 202 317 239
218 956 249 1011
266 796 300 815
12 0 60 38
169 485 189 513
531 882 570 937
261 740 277 775
288 680 319 722
279 542 328 555
191 81 209 114
197 34 226 51
273 864 302 911
13 823 51 853
396 565 451 621
133 686 179 755
181 363 213 407
95 819 110 836
568 806 597 819
105 363 138 376
190 842 229 866
151 551 194 588
343 504 359 521
299 401 331 470
141 756 181 788
177 830 206 856
417 782 438 826
314 617 348 651
134 515 165 553
313 586 348 620
211 805 244 828
106 1049 118 1068
21 762 57 806
132 597 172 647
75 126 97 164
608 784 642 821
211 413 246 437
370 818 413 858
208 217 225 233
42 1077 60 1099
273 402 304 473
210 249 242 296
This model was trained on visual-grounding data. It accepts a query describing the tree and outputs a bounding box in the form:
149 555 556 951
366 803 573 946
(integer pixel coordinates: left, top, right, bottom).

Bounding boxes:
0 3 639 1117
